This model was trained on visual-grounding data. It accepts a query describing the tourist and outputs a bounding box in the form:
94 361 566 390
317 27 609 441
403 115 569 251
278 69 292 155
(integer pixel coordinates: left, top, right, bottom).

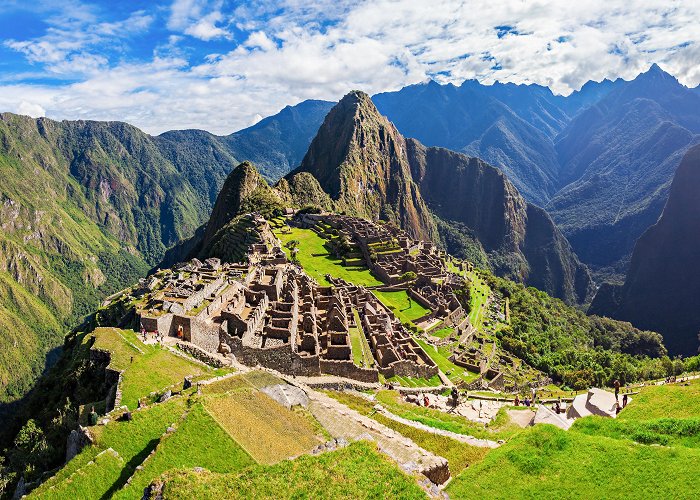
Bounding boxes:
423 394 430 407
514 395 520 406
622 393 628 408
524 397 531 407
88 406 98 426
614 379 621 400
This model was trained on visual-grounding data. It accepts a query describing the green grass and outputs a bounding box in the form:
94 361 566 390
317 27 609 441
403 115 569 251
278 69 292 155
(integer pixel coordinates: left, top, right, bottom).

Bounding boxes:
325 391 488 475
373 290 430 324
388 374 442 387
201 371 284 394
31 397 188 499
618 378 700 420
415 339 479 385
348 309 374 368
115 404 254 498
429 326 455 339
572 415 700 448
276 227 382 286
446 424 700 499
33 449 125 500
466 270 490 329
157 441 426 499
204 389 322 464
91 327 211 409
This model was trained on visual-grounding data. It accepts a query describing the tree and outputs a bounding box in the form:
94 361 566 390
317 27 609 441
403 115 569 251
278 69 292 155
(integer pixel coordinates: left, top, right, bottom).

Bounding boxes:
400 271 417 282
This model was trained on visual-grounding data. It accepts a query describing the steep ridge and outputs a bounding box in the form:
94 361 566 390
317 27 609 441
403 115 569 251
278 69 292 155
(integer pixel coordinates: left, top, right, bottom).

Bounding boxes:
590 144 700 355
373 81 561 206
291 91 436 242
548 64 700 275
202 161 282 247
406 141 592 304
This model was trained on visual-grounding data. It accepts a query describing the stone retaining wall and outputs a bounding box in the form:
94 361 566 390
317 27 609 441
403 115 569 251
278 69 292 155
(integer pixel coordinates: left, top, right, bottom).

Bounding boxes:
319 359 379 383
176 341 226 368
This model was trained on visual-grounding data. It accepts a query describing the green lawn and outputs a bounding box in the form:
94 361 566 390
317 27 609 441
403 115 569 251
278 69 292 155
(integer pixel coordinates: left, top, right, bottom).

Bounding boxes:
618 378 700 420
572 415 700 448
204 389 322 464
446 424 700 499
466 271 490 329
373 290 430 324
349 309 374 368
429 326 455 339
91 327 212 409
276 227 382 286
157 441 426 499
415 338 479 385
115 404 254 498
33 449 125 500
388 374 442 387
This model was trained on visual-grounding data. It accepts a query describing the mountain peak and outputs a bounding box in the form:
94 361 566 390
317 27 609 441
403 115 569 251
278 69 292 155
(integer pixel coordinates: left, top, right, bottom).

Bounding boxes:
293 90 435 240
636 62 679 85
202 161 280 246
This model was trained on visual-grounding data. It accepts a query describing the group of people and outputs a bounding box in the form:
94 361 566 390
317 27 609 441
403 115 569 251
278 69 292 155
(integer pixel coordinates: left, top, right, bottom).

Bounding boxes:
140 326 167 344
514 387 539 408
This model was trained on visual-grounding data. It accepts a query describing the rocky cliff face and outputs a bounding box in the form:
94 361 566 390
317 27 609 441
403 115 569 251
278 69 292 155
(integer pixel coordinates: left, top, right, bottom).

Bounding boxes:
406 140 592 304
292 91 436 242
590 144 700 355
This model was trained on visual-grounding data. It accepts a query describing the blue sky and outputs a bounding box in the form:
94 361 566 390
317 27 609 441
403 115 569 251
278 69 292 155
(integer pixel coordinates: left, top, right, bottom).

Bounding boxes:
1 0 698 134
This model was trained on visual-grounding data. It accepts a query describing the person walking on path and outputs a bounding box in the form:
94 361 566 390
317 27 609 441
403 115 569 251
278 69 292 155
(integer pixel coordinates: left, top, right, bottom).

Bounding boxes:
614 379 621 401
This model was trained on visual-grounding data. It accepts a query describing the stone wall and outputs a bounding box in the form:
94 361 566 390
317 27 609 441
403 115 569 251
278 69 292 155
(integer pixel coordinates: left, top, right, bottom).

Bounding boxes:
384 359 438 380
182 275 225 311
188 319 220 353
139 313 174 337
319 359 379 383
176 341 226 368
223 332 321 376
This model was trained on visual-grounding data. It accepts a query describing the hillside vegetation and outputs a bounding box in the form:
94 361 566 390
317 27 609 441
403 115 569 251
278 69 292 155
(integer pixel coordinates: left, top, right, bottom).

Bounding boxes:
0 112 238 405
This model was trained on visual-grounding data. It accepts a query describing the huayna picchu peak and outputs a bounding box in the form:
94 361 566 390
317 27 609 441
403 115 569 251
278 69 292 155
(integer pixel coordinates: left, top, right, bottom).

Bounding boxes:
3 7 700 496
291 90 437 242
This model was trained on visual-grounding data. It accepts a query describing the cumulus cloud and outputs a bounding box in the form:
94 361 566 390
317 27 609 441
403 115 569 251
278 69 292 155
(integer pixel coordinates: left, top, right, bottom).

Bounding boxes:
169 0 231 40
16 101 46 117
1 0 699 134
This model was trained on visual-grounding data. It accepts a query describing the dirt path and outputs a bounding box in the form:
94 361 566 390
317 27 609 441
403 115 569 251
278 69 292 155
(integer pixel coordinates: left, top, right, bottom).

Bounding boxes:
304 389 450 485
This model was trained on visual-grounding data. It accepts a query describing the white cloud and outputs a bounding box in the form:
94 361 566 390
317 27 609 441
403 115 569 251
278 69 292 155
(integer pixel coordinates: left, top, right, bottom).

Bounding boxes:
16 101 46 117
2 0 700 134
169 0 230 40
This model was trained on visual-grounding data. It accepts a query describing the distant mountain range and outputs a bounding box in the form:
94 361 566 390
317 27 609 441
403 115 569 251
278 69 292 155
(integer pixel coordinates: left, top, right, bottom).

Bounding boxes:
199 65 698 281
190 91 592 305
